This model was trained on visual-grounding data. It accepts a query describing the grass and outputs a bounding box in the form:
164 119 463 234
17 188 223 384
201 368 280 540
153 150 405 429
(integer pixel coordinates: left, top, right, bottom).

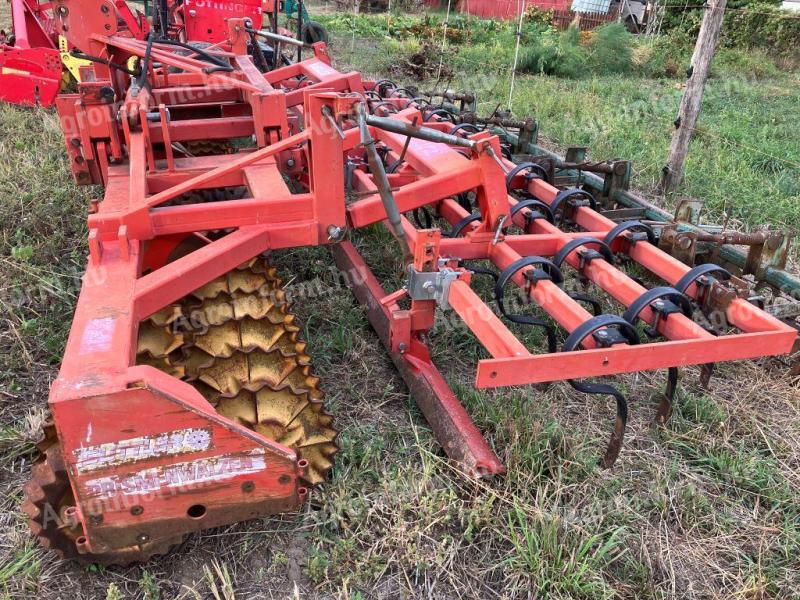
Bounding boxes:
1 3 800 600
322 11 800 231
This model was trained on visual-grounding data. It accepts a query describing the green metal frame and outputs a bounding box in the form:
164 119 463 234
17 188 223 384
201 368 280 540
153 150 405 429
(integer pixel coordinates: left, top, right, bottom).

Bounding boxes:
501 131 800 296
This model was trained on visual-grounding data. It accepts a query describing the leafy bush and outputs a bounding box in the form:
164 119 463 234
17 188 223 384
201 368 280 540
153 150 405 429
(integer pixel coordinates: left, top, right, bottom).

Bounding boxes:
660 0 798 59
722 3 800 59
524 5 556 28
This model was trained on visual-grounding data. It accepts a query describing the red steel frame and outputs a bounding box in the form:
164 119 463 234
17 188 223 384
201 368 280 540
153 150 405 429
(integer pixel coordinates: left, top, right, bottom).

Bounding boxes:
0 0 148 106
0 0 62 105
39 1 796 558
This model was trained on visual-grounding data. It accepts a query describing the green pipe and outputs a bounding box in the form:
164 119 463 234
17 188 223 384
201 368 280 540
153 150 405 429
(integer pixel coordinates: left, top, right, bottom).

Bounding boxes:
500 131 800 295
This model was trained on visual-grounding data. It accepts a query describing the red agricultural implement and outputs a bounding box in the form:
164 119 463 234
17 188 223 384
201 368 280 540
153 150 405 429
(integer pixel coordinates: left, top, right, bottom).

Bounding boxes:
0 0 325 106
0 0 149 106
0 0 64 106
21 0 797 564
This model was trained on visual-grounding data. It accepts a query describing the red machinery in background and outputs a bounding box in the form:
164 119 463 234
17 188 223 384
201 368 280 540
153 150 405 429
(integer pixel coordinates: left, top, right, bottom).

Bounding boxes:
20 0 796 565
0 0 317 106
1 0 65 106
0 0 148 106
156 0 270 43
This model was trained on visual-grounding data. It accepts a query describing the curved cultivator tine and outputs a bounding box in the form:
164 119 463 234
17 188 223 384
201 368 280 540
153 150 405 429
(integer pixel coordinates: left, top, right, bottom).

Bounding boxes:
655 367 679 425
569 379 628 469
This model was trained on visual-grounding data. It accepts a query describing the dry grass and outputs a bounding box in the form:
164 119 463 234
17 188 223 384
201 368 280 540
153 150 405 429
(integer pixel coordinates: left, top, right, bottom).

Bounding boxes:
1 8 800 600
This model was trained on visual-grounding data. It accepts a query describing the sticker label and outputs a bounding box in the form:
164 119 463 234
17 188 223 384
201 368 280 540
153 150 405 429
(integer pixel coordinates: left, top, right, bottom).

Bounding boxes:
75 428 212 473
83 449 267 497
78 317 116 355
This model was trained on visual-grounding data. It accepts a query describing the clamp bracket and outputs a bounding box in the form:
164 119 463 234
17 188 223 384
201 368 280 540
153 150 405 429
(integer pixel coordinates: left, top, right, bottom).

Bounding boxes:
406 267 461 310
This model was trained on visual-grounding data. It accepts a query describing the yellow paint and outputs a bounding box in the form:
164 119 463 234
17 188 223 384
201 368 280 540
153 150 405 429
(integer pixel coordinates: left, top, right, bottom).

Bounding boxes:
59 36 90 82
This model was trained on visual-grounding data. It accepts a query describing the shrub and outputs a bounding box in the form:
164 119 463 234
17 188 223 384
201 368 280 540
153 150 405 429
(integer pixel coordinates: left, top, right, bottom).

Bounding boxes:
722 3 800 59
587 22 634 74
518 26 588 78
634 33 693 78
659 0 798 59
517 22 638 78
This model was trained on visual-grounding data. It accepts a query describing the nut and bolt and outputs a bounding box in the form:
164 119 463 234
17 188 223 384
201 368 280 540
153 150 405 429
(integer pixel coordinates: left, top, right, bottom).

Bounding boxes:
422 280 436 294
286 158 296 168
130 505 144 516
137 533 150 544
398 342 408 353
327 225 345 241
242 481 256 493
88 513 103 526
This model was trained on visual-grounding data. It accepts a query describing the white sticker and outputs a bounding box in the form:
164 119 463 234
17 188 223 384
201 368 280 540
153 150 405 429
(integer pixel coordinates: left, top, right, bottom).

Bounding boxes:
75 428 212 473
78 317 116 354
84 449 267 497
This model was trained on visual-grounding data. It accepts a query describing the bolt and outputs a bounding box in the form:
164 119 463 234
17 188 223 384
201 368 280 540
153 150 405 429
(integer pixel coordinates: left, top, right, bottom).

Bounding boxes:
596 330 608 337
70 138 81 147
286 158 296 168
653 300 665 309
242 481 256 493
422 280 436 294
100 4 109 13
189 9 197 16
398 342 408 353
130 505 144 516
327 225 345 241
278 474 291 485
88 513 103 526
137 533 150 544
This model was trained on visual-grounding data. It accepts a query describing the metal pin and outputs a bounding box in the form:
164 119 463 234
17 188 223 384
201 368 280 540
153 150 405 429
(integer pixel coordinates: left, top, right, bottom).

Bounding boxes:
321 105 345 140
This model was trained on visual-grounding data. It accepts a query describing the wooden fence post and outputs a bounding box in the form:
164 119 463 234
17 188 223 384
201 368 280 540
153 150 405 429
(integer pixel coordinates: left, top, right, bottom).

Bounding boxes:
661 0 728 192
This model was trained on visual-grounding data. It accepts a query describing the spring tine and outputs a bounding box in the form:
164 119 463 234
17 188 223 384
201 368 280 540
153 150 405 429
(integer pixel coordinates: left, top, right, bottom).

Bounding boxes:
655 367 679 425
457 261 499 284
700 363 715 388
569 379 628 469
600 387 628 469
567 292 602 316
